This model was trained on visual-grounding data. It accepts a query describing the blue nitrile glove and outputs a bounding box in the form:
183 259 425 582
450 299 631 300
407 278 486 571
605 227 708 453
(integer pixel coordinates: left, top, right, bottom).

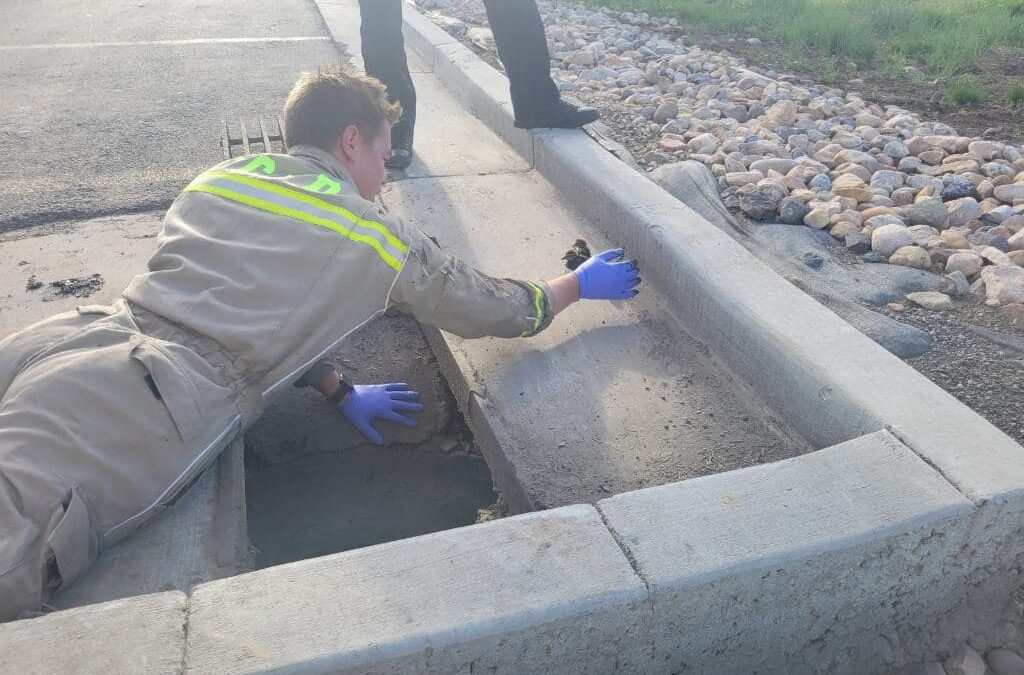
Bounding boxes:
339 382 424 445
574 248 641 300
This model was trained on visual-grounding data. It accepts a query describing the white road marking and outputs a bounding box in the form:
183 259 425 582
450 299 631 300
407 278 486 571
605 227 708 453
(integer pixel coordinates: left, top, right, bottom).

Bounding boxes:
0 36 332 51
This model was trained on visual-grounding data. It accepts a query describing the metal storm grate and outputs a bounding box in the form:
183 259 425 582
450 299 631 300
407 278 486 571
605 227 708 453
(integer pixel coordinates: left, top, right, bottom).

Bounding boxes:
221 116 287 159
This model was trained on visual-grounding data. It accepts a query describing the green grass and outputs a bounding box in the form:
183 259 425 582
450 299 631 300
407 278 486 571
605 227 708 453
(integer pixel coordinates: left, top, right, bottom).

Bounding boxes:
1008 83 1024 108
880 46 908 79
586 0 1024 77
944 77 987 105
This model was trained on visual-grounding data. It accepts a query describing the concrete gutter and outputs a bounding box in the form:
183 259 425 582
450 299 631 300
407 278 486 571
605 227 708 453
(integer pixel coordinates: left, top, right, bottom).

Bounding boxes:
399 5 1024 506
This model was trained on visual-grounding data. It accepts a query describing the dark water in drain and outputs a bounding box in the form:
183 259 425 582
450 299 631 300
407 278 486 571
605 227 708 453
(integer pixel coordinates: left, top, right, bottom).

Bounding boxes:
246 448 496 568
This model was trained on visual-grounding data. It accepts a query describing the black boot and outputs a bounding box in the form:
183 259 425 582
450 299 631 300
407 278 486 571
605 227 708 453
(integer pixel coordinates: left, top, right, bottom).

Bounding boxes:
386 142 412 170
386 122 413 170
513 99 600 129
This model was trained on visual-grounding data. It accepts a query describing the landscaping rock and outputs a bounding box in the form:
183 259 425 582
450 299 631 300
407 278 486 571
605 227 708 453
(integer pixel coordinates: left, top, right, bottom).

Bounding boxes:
944 270 970 297
981 265 1024 305
688 133 719 154
1010 229 1024 251
987 648 1024 675
652 100 678 124
777 196 810 225
946 251 983 277
940 175 976 201
804 208 831 229
907 291 953 310
944 645 987 675
889 245 932 269
982 246 1014 266
906 198 949 229
940 231 971 249
995 184 1024 204
946 197 982 228
739 182 787 220
872 224 914 257
428 0 1024 318
845 232 872 254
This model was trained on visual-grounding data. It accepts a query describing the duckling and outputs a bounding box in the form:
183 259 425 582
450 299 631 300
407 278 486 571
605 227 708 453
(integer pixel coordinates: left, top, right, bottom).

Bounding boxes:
561 238 591 271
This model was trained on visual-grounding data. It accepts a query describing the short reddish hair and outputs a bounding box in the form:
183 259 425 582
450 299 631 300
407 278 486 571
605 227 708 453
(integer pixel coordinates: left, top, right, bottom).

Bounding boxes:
283 64 402 151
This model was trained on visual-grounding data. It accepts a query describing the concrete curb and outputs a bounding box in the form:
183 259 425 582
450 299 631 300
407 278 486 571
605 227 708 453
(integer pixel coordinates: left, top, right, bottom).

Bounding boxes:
1 430 1009 674
0 591 188 675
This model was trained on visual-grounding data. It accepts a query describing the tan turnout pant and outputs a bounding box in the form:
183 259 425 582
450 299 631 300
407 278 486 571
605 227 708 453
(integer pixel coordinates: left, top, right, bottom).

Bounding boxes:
0 302 242 620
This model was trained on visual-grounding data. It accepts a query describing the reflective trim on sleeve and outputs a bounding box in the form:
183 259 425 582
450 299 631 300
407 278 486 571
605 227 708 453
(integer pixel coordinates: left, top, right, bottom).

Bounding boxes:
184 170 408 271
520 282 545 337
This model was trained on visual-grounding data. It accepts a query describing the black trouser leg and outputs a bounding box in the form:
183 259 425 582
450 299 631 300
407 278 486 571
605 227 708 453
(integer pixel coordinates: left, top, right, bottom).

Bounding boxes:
359 0 416 147
481 0 560 117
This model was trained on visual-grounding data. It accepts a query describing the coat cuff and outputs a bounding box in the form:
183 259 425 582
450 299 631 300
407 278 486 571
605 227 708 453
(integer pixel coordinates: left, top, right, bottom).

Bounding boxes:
516 281 555 338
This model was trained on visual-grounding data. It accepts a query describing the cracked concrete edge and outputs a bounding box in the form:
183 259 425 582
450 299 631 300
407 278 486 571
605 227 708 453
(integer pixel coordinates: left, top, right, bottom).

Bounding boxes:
421 324 535 514
0 591 189 675
399 2 1024 505
594 429 1008 673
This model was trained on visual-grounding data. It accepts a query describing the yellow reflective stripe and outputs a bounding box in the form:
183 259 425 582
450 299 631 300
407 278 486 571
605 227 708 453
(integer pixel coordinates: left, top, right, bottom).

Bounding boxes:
213 170 408 254
307 173 342 194
184 183 405 271
241 155 276 175
520 282 545 337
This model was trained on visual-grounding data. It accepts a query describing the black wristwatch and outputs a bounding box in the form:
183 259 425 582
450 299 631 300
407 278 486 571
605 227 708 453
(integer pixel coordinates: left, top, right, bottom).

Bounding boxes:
327 373 354 406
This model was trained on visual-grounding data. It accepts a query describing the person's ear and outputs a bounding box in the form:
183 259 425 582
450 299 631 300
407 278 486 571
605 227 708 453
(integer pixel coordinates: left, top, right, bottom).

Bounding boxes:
335 124 361 162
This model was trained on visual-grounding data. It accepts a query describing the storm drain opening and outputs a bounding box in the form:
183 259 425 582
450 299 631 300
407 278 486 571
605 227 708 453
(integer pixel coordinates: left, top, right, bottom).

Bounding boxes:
244 422 499 569
242 315 502 570
221 116 287 160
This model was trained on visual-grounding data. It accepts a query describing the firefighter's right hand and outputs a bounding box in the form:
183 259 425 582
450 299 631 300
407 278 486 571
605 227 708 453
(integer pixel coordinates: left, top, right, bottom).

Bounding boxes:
574 248 641 300
339 383 424 445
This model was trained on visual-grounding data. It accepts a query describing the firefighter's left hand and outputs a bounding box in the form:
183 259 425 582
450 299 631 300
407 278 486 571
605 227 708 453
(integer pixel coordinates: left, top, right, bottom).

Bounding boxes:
339 382 423 445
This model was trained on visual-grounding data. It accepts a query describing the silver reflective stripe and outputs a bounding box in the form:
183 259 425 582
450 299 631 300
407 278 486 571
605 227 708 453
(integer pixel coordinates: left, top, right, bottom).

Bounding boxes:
184 170 408 271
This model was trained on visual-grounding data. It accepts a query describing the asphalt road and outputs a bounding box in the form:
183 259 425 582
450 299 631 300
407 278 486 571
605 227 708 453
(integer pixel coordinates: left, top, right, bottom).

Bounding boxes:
0 0 343 232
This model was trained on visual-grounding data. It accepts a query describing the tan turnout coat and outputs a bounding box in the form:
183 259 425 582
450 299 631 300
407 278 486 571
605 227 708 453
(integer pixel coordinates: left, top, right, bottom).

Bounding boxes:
0 145 553 619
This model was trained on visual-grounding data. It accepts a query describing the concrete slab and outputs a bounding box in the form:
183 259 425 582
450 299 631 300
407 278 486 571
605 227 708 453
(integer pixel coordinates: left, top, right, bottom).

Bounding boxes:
598 430 974 674
0 214 159 336
529 127 1024 504
400 2 458 73
2 218 251 611
383 171 809 511
0 591 187 675
184 504 652 674
51 438 250 610
389 71 529 179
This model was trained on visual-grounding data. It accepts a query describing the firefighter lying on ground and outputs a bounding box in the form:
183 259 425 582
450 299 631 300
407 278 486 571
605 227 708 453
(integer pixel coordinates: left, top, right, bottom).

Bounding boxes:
0 65 641 620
